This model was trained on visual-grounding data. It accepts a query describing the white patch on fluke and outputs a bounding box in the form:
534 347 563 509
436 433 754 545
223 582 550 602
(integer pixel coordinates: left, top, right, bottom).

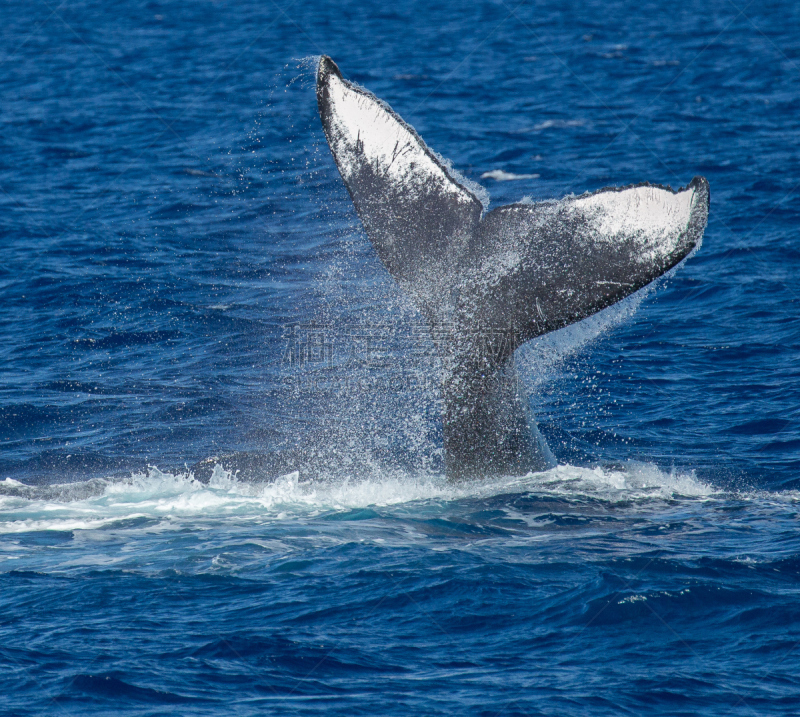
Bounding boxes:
571 184 697 262
325 72 478 206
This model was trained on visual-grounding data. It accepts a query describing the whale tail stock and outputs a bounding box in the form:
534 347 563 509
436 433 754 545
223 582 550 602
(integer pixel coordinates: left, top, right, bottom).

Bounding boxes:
316 55 709 479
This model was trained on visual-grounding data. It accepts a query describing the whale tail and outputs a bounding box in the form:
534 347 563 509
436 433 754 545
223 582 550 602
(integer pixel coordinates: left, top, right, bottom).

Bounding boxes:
316 56 709 479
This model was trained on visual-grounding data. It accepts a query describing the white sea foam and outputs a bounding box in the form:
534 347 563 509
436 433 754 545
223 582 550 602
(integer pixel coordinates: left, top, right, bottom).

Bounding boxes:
480 169 540 181
0 462 717 534
532 119 586 131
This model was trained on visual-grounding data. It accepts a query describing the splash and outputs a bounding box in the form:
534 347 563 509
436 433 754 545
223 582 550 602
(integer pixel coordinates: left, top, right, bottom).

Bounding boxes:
0 462 716 535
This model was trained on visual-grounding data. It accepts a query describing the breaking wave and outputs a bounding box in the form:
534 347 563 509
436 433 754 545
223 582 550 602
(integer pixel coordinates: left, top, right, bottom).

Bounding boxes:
0 461 720 535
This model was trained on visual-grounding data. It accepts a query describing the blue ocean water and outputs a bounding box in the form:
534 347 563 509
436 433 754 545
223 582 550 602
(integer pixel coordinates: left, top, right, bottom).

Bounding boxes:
2 0 800 714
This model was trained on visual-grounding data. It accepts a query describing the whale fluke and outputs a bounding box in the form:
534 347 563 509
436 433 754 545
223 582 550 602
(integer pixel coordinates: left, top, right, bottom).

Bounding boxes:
316 56 709 479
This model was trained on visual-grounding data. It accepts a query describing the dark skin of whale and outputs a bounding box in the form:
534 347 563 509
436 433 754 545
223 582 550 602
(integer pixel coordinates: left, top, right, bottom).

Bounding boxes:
186 57 708 484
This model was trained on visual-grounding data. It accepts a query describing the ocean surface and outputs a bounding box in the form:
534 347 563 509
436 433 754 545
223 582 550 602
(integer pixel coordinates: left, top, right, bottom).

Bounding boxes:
2 0 800 714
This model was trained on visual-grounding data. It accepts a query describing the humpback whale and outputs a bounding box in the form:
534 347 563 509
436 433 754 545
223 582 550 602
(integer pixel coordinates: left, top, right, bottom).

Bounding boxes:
315 56 709 480
189 57 709 484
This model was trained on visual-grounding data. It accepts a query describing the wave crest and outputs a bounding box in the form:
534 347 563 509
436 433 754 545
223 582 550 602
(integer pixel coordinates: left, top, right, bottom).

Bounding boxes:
0 462 717 535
